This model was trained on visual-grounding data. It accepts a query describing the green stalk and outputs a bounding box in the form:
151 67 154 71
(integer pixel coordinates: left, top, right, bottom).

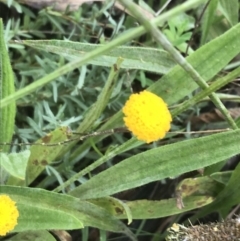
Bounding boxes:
172 66 240 117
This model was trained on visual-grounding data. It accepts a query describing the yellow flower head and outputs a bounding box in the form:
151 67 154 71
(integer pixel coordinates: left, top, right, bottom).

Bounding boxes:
123 90 172 143
0 195 19 236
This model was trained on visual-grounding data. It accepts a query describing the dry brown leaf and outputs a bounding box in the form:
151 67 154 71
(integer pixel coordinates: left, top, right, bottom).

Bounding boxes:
190 107 240 125
215 107 240 120
51 230 72 241
190 112 220 124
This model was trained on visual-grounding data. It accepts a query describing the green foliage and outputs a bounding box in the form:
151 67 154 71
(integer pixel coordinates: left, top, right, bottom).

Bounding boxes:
0 150 30 180
0 18 16 153
1 0 240 240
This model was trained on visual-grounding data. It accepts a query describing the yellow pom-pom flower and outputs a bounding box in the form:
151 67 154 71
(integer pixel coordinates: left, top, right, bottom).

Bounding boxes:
123 90 172 143
0 195 19 236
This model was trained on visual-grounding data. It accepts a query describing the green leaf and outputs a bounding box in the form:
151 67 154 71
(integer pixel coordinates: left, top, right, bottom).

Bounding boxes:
69 129 240 199
4 188 84 232
15 204 82 232
0 186 136 239
7 127 71 186
19 41 175 75
200 0 218 44
90 196 213 219
176 176 224 198
115 196 213 219
89 197 133 224
0 150 30 179
219 0 239 26
210 171 232 184
0 19 16 153
196 162 240 218
75 57 124 133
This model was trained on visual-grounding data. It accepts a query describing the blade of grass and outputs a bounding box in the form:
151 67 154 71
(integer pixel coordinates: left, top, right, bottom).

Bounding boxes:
0 19 16 153
20 41 176 75
88 195 214 219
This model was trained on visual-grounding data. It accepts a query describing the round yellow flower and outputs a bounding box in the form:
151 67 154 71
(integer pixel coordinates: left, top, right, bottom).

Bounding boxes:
0 195 19 236
123 90 172 143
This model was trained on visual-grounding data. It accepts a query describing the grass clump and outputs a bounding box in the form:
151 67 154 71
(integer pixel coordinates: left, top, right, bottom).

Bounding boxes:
1 0 240 241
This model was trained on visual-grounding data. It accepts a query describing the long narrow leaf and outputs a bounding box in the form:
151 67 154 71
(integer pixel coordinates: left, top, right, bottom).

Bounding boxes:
70 129 240 199
0 19 16 153
0 186 135 239
21 41 175 74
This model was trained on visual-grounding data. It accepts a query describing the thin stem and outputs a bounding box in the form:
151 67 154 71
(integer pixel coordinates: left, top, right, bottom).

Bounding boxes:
172 66 240 117
0 127 128 147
